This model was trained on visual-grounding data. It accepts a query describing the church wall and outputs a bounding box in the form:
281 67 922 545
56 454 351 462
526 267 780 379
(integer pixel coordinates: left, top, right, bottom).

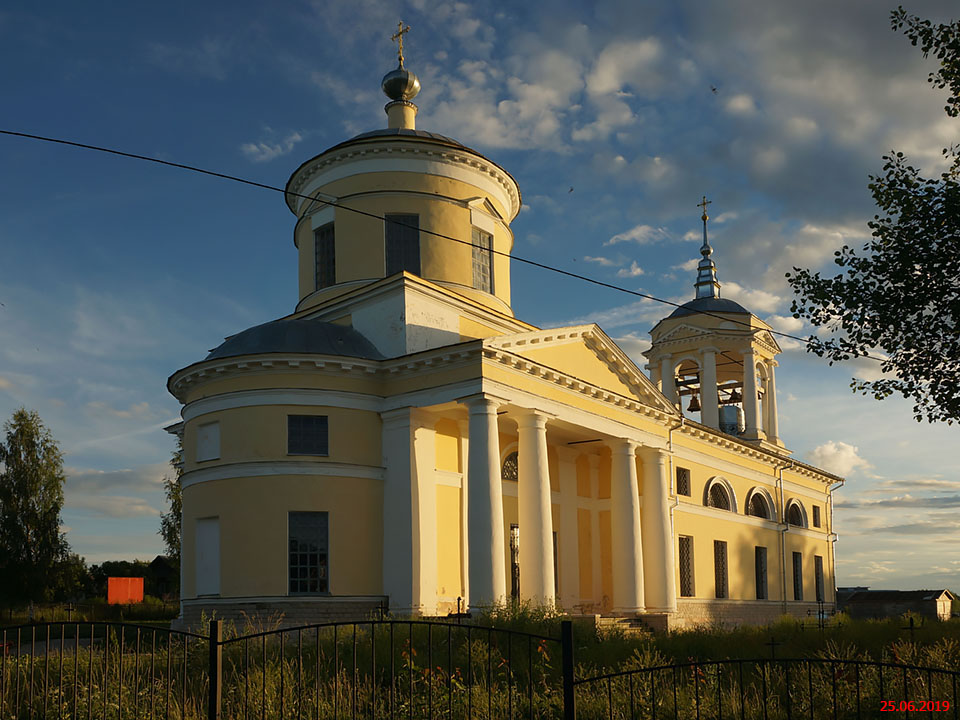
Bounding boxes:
181 474 383 600
459 315 507 340
435 484 463 603
180 371 380 405
294 171 513 313
181 405 381 472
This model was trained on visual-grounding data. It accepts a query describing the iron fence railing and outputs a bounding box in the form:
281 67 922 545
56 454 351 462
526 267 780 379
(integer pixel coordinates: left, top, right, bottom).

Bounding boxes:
1 618 957 719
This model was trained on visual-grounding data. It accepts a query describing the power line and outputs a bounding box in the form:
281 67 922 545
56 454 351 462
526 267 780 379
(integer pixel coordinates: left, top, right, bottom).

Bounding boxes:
0 128 885 364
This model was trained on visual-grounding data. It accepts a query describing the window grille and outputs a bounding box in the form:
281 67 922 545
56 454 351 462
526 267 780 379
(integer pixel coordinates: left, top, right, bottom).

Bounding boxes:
708 483 731 510
755 546 768 600
714 540 728 599
385 214 420 276
793 551 803 601
287 415 329 456
471 227 493 292
502 451 518 481
676 467 691 496
678 535 694 597
748 493 769 519
788 502 804 527
315 222 335 289
289 512 328 594
815 555 824 602
812 505 821 527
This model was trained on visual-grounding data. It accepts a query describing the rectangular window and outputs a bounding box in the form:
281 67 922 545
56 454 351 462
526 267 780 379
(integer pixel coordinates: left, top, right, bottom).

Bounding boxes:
315 222 335 290
385 214 420 276
289 512 329 594
471 227 493 292
793 551 804 601
815 555 825 602
755 546 768 600
287 415 329 456
676 467 691 496
678 535 694 597
195 517 220 596
196 421 220 462
812 505 821 528
714 540 728 599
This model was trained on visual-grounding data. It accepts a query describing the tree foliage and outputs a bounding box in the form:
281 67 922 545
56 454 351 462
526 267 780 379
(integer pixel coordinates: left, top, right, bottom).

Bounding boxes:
0 408 69 604
786 8 960 424
158 438 182 564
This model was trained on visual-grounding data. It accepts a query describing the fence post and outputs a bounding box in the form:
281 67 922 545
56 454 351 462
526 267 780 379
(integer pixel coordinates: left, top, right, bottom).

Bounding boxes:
208 619 222 720
561 620 576 720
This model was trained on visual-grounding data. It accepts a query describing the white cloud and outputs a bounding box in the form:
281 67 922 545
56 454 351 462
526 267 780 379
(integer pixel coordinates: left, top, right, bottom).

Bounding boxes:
672 258 700 272
583 256 616 266
66 495 161 518
585 38 663 96
806 440 871 477
712 211 738 224
764 314 806 350
66 463 169 493
605 224 669 246
613 332 652 366
721 281 783 314
616 261 645 278
724 93 757 115
240 131 303 163
0 377 11 390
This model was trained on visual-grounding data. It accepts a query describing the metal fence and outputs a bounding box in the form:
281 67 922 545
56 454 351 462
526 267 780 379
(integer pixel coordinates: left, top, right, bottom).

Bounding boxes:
2 619 958 719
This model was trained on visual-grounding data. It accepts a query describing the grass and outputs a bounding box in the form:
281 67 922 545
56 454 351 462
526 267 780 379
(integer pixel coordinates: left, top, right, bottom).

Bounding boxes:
1 607 957 719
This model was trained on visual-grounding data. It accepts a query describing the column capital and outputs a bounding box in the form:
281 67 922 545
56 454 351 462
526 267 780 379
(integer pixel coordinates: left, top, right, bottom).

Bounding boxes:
380 406 414 426
461 393 507 414
638 445 670 465
609 438 639 455
514 408 553 430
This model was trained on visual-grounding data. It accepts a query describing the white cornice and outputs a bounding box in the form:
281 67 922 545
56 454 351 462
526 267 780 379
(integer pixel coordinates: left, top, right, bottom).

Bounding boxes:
286 141 521 221
182 389 384 421
181 460 385 489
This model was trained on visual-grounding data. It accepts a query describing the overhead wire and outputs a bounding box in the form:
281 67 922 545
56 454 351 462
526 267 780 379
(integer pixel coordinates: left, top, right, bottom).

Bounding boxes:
0 128 886 364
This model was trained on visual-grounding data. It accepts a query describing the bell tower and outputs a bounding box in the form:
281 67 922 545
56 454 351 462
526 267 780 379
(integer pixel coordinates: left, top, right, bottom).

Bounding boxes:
644 198 786 452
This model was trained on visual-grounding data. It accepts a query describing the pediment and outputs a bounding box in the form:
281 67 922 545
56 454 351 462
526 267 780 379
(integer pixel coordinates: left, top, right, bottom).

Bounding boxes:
654 323 713 344
465 196 504 221
487 325 679 415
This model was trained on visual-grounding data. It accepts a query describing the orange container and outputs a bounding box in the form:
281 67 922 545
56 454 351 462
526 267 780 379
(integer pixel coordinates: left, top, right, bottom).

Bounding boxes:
107 577 144 605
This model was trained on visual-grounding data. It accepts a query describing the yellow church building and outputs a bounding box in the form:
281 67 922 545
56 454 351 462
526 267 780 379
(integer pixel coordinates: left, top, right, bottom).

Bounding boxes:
167 47 842 630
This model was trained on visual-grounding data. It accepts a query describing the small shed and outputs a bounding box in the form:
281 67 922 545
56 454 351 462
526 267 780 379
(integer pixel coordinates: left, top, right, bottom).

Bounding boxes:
840 589 954 621
107 577 144 605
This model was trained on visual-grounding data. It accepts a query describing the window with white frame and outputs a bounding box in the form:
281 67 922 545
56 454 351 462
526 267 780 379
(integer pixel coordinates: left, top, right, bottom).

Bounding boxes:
678 535 694 597
289 511 329 595
385 214 420 276
714 540 728 599
315 222 335 289
787 501 805 527
676 467 691 496
793 551 804 601
747 491 771 519
471 227 493 293
288 415 329 456
707 482 732 511
196 421 220 462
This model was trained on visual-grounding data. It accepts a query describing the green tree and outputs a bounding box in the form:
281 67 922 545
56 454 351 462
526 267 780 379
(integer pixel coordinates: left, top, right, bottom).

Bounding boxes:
0 408 69 605
786 8 960 424
158 439 182 564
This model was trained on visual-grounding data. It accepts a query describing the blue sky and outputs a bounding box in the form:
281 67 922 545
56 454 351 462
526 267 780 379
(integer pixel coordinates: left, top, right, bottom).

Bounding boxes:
0 0 957 590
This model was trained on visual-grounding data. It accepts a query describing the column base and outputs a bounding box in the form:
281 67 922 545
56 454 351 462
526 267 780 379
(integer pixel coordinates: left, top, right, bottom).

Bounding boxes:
611 606 645 615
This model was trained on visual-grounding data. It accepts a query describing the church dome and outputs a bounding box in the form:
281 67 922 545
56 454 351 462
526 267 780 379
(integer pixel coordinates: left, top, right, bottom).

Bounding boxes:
667 296 750 319
205 317 384 361
381 66 421 101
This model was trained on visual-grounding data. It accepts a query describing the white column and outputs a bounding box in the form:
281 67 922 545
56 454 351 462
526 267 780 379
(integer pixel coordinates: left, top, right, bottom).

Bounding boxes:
700 349 720 429
589 455 602 606
516 410 555 605
660 355 677 405
457 418 470 607
381 408 416 612
465 397 506 607
648 364 662 390
412 414 438 615
557 446 579 611
742 349 763 439
766 362 781 445
639 447 676 612
610 439 644 614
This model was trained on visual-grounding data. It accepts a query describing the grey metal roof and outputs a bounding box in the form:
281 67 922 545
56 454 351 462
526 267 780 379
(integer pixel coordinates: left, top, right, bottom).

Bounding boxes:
205 318 384 361
349 128 466 146
667 296 751 319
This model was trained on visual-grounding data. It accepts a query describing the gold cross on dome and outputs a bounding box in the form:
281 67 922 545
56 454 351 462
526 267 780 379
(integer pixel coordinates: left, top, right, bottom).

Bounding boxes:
391 21 411 67
697 195 712 222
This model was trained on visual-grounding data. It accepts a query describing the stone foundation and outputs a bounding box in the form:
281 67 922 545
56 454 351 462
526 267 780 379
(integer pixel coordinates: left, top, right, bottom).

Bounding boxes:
672 599 834 629
174 596 389 632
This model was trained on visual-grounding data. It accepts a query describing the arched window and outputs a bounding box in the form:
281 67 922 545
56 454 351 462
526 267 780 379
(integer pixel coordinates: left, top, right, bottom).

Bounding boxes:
787 500 806 527
703 477 737 512
501 451 518 482
708 483 731 510
748 493 771 519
